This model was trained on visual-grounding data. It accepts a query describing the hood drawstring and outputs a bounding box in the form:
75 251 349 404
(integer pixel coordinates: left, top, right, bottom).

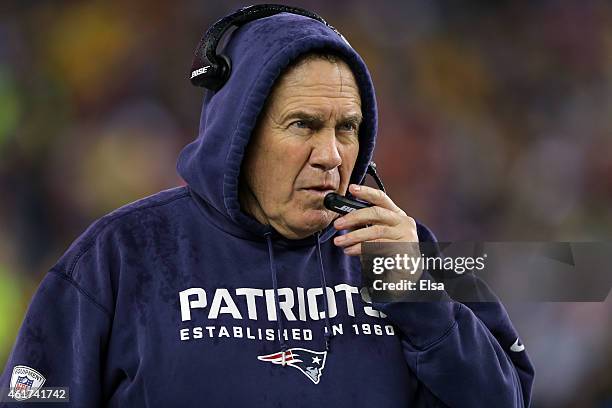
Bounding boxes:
264 231 334 362
315 231 333 352
264 232 288 365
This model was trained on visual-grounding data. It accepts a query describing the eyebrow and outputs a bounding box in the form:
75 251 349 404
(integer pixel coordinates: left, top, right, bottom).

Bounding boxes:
282 110 363 126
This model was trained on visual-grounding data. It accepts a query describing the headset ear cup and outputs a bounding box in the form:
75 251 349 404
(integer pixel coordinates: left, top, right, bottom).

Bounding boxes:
190 54 232 91
211 54 231 91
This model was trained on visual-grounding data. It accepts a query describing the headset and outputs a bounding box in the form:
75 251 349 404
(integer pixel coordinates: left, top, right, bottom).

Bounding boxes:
189 4 386 215
190 4 344 91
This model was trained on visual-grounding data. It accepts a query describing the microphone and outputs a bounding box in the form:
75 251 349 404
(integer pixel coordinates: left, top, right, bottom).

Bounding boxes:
324 192 372 215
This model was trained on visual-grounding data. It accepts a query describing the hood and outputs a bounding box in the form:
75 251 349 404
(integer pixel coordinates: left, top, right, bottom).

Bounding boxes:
177 12 378 240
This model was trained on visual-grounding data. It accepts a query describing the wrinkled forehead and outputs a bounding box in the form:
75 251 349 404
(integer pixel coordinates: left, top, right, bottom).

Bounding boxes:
265 53 362 113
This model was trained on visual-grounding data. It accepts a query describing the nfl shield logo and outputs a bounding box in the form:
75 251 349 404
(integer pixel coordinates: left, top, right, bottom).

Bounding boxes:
9 366 45 401
14 376 33 392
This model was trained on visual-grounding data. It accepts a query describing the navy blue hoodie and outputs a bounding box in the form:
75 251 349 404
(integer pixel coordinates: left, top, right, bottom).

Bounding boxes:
1 12 534 407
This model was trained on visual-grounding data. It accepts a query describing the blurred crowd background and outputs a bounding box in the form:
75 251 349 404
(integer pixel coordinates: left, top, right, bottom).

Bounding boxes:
1 1 611 406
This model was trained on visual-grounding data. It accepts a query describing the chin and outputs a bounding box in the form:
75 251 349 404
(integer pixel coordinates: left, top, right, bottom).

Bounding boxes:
294 209 335 235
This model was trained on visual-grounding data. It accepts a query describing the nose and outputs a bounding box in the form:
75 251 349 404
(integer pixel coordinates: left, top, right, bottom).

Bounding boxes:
309 129 342 171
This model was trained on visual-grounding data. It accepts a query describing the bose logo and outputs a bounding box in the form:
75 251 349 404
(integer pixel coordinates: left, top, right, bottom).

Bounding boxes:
191 66 211 78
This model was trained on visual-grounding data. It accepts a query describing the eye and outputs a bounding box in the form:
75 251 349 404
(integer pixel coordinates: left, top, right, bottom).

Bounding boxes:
289 120 316 135
292 120 309 129
338 122 358 133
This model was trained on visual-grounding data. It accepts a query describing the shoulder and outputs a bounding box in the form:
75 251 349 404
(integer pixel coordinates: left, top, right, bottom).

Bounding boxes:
42 186 194 315
94 185 191 230
55 186 192 277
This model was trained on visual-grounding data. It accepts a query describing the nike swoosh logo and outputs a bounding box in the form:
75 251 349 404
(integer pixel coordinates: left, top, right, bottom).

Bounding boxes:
510 338 525 352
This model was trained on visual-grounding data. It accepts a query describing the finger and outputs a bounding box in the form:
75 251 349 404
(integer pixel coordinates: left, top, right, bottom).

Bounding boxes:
333 224 393 248
334 205 400 230
349 184 403 213
342 242 361 256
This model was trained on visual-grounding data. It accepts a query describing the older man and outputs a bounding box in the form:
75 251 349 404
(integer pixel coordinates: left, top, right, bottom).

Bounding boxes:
1 6 533 407
239 53 416 245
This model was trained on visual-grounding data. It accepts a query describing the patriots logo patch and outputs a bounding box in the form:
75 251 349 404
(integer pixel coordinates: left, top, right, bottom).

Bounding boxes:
258 348 328 384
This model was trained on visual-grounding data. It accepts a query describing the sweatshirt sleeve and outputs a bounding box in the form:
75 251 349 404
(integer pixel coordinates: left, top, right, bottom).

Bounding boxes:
373 284 535 408
0 225 117 407
0 272 111 407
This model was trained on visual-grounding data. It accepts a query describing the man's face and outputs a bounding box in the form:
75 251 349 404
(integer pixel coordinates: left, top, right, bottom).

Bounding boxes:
239 57 362 239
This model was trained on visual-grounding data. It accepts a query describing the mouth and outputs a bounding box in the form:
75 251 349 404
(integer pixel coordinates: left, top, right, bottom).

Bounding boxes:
300 185 338 197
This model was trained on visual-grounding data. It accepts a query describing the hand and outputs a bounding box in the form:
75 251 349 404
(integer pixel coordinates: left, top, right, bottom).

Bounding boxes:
332 184 419 256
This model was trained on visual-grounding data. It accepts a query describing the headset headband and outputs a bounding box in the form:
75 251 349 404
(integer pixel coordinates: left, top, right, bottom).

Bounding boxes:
190 4 345 91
